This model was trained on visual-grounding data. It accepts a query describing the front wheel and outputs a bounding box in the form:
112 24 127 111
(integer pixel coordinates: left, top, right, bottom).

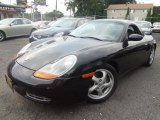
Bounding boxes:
87 64 118 103
0 31 5 42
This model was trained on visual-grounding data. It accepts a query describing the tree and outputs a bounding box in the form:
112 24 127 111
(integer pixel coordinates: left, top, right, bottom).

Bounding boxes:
109 0 136 4
45 10 64 20
66 0 107 17
145 7 160 23
66 0 137 17
125 7 130 19
145 8 152 22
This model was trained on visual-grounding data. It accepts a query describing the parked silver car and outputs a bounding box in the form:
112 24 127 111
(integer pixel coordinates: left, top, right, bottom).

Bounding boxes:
0 18 37 41
135 21 152 35
152 22 160 32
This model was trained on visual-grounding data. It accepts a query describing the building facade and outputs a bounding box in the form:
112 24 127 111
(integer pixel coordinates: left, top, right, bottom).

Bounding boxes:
0 3 25 20
107 3 153 21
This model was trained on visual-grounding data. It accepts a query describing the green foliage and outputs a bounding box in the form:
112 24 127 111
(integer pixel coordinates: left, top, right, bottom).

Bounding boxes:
66 0 137 17
66 0 107 17
145 8 160 23
145 9 152 22
45 10 64 20
109 0 136 4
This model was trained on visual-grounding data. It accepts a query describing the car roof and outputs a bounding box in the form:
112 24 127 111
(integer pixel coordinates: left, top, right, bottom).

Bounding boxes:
93 19 136 25
135 21 151 23
61 17 90 20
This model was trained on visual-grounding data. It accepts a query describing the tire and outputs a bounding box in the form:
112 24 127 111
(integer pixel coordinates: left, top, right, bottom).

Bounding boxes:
0 31 5 42
144 46 155 67
87 64 118 103
30 29 36 35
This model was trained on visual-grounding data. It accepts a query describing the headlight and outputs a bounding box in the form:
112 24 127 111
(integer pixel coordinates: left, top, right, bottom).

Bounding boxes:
54 32 64 38
17 43 31 57
34 55 77 80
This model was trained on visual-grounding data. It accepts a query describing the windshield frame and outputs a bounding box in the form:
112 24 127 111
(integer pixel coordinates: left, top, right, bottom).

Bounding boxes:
0 18 14 25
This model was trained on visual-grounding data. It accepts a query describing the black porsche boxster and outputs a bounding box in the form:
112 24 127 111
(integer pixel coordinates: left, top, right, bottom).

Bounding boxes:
6 19 156 103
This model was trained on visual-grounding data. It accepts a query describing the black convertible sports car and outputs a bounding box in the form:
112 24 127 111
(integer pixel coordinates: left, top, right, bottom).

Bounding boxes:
6 19 156 103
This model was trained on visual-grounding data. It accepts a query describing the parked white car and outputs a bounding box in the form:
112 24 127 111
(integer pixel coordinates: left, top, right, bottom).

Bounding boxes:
152 22 160 32
0 18 37 41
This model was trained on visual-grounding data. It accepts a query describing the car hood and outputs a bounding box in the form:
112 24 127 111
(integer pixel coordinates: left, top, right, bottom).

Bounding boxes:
16 38 114 70
0 24 8 28
33 27 73 35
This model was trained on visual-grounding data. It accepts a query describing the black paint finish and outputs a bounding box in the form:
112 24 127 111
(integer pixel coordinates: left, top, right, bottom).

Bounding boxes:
7 20 157 103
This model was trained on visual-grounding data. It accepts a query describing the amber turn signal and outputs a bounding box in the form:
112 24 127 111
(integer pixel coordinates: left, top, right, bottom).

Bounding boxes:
34 71 58 80
81 71 96 78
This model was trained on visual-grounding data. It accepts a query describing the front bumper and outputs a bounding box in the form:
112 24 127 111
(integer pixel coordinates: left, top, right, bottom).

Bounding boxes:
7 61 90 103
152 28 160 32
29 36 37 43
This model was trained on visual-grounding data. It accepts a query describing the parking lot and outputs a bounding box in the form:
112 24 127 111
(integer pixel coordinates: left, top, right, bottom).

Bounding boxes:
0 33 160 120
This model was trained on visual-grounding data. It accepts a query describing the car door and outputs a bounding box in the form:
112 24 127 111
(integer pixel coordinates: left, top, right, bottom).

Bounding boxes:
22 19 33 35
116 24 149 74
8 19 25 36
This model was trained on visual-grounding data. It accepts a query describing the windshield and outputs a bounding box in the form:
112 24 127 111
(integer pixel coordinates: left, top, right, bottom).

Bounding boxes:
70 21 125 42
136 22 151 28
0 18 14 25
50 18 78 28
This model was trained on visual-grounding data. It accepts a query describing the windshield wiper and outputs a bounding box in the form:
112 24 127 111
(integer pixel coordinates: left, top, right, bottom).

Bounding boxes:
68 34 78 38
55 26 61 27
80 36 103 41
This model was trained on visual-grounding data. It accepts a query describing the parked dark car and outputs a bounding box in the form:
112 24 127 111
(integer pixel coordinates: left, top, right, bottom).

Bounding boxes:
6 19 156 104
29 17 91 42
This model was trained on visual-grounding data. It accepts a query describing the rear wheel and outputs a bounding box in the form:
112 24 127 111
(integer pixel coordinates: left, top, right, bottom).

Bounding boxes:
30 29 36 35
87 64 118 103
0 31 5 42
144 46 155 67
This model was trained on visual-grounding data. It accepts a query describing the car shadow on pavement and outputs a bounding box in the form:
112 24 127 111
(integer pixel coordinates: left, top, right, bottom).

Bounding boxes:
2 36 29 42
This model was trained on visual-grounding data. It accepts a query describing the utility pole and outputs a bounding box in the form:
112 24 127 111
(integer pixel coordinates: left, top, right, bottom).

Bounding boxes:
54 0 57 20
69 0 71 16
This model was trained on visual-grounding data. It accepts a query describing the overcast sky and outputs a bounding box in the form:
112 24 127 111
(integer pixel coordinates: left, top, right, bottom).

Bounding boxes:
0 0 160 15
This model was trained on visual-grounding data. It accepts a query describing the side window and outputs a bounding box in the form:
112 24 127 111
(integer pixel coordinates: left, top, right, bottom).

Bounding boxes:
128 25 142 37
23 19 32 24
12 19 23 25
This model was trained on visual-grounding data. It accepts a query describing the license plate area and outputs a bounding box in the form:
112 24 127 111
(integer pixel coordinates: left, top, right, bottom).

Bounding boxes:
5 75 14 92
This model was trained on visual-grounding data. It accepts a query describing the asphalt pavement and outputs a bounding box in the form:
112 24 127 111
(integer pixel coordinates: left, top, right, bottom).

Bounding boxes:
0 33 160 120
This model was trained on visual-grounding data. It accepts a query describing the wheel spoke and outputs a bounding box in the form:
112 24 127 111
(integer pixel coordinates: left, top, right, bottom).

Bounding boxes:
92 76 100 83
89 84 98 93
101 71 107 82
102 82 112 88
97 88 103 96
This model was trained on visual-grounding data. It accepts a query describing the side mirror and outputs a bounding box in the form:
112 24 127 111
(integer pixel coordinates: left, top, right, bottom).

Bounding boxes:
10 23 14 26
128 34 143 41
